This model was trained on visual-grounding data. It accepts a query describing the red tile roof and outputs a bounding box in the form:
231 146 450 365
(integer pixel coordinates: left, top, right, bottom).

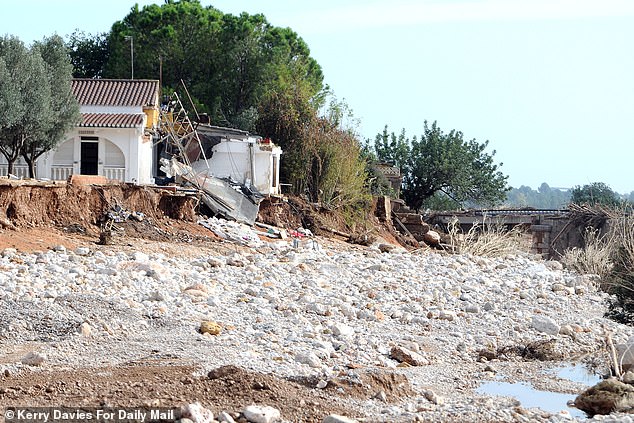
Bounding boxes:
79 113 145 128
72 79 159 107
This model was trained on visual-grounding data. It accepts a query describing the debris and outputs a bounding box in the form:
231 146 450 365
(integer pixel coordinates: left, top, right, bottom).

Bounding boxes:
161 158 261 226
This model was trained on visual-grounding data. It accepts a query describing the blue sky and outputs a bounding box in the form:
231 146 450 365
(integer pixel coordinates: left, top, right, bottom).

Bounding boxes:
4 0 634 193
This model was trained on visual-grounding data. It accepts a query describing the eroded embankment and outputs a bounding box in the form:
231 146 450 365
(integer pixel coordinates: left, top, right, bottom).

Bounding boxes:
0 182 197 229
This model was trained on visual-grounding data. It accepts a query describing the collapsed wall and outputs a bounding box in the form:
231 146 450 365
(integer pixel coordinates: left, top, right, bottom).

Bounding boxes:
0 182 197 230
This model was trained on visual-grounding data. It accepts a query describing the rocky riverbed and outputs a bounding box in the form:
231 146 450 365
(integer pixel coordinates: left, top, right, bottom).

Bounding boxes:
0 220 633 422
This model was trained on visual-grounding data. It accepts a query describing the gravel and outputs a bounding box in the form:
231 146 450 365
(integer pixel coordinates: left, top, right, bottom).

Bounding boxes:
0 231 631 422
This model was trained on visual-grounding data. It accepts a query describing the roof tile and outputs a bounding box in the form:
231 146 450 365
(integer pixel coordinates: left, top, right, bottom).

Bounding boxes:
79 113 145 128
72 79 159 107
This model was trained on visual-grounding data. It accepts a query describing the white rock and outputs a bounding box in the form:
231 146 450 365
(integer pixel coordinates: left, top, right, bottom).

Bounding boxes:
79 322 92 337
531 315 560 335
180 402 214 423
295 352 322 368
131 251 149 262
74 247 90 256
330 323 354 337
323 415 358 423
217 411 236 423
21 351 46 366
242 405 281 423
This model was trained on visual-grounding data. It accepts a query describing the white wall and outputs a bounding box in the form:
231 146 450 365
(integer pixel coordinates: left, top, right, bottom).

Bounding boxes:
192 138 282 195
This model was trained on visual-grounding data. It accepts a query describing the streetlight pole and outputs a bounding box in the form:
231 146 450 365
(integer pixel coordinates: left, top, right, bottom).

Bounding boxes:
124 36 134 79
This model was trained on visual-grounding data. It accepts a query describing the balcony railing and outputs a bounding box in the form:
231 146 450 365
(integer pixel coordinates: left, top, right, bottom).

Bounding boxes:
104 167 125 181
51 166 73 181
0 165 30 179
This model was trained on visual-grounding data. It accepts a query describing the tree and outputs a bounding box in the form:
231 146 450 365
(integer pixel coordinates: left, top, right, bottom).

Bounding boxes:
375 121 508 211
87 0 323 131
0 36 52 176
67 31 109 78
22 35 80 177
570 182 621 207
370 126 410 170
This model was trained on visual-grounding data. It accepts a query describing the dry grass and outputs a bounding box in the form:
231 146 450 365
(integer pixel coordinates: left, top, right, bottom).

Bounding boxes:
561 227 614 280
447 217 526 257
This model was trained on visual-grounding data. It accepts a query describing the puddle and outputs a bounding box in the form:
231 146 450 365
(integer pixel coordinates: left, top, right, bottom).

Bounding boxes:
477 381 586 419
552 363 602 386
477 363 602 420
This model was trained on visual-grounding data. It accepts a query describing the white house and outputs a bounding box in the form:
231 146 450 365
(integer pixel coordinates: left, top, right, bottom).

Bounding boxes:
37 78 160 184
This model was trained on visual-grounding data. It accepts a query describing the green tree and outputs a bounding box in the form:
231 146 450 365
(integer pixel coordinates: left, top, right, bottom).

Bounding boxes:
570 182 621 207
67 31 109 78
22 35 80 177
370 126 410 170
399 121 508 211
90 0 323 131
0 36 52 176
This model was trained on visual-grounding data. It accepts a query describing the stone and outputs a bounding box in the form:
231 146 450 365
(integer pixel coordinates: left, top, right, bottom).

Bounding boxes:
322 415 358 423
623 370 634 385
330 323 354 337
79 322 92 337
217 411 236 423
295 352 322 368
423 389 444 405
242 405 281 423
208 257 224 267
199 321 222 335
21 351 46 366
180 403 215 423
575 379 634 416
531 315 560 335
378 243 399 253
438 310 456 321
390 346 428 366
53 245 66 252
423 231 441 246
74 247 90 256
465 304 480 314
316 380 328 389
545 260 564 270
559 325 575 336
551 283 566 292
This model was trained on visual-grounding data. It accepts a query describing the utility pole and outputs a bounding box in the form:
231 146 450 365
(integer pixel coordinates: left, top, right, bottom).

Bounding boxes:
124 36 134 79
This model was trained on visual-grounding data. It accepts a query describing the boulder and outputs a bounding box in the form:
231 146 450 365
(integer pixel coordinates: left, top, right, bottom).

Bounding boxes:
423 230 441 246
575 379 634 416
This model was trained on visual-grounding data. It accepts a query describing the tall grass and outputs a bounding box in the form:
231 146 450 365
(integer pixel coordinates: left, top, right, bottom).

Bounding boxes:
447 217 526 257
561 207 634 323
561 227 614 281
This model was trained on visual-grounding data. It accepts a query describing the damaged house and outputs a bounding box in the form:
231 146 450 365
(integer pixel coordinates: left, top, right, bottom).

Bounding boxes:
0 78 281 194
